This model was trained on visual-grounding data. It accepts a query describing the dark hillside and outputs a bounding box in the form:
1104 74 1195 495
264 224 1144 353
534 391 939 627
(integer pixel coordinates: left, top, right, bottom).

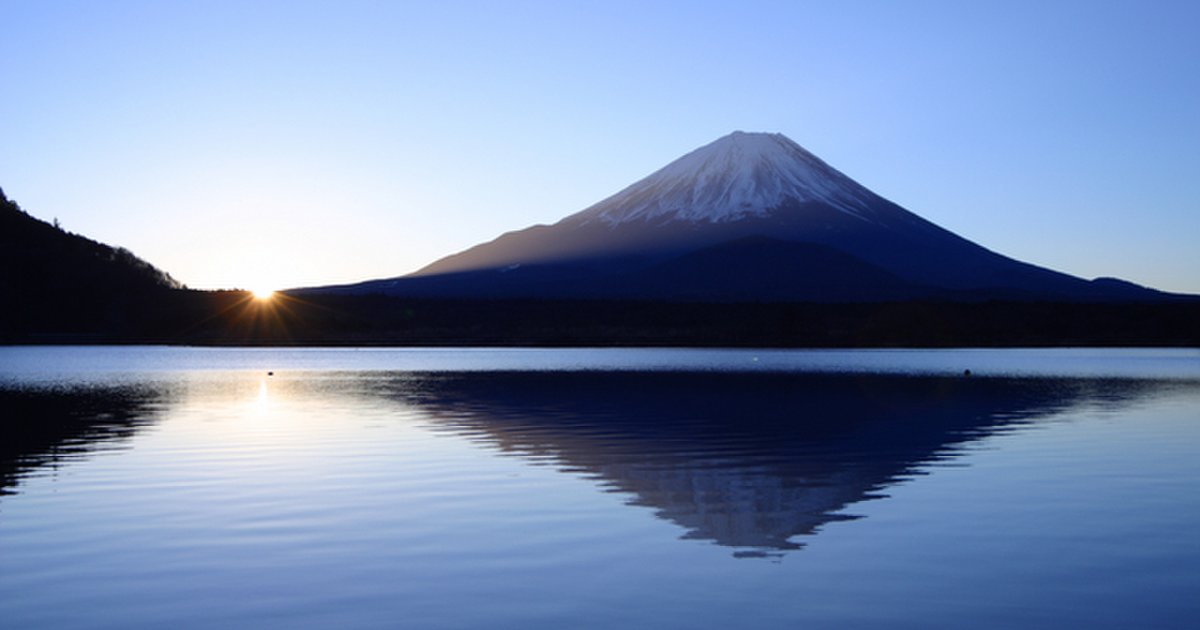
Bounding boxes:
0 188 182 338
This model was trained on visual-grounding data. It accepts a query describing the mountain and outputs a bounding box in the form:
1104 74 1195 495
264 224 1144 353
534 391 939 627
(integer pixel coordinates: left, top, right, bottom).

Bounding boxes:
0 187 183 337
0 187 181 293
315 131 1173 302
3 180 1192 347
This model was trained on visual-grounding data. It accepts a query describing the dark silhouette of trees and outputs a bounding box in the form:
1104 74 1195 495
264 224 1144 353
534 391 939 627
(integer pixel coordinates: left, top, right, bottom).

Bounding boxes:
0 188 182 339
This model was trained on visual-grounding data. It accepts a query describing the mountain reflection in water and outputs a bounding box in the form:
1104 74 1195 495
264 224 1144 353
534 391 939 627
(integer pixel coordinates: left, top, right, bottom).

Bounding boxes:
391 372 1144 555
0 371 1160 557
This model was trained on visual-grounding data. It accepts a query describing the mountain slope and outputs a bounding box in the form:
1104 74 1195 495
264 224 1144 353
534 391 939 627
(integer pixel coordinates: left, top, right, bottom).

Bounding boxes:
313 132 1174 302
352 237 931 302
0 188 181 293
0 188 183 336
602 237 929 302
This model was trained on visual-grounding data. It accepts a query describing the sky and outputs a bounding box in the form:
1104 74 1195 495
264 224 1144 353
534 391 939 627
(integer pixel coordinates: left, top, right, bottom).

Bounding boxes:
2 0 1198 294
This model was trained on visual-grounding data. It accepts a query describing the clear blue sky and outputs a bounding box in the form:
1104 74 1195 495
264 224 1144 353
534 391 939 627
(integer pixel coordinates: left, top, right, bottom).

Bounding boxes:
3 0 1198 294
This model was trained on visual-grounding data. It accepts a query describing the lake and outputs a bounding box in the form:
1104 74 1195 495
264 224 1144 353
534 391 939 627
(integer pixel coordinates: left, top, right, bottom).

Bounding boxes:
2 346 1198 628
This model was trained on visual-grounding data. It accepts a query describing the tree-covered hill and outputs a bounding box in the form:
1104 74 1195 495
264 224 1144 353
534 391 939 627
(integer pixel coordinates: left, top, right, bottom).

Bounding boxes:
0 188 182 338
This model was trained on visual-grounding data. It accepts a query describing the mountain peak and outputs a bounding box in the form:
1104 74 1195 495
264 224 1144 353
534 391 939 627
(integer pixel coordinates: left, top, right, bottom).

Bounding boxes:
569 131 881 226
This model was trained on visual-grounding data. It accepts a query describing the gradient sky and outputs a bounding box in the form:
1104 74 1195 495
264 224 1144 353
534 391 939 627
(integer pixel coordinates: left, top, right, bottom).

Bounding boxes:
2 0 1198 294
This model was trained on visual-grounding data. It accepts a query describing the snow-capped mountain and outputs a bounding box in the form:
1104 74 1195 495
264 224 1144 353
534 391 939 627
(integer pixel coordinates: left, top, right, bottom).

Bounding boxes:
316 131 1168 302
571 131 878 225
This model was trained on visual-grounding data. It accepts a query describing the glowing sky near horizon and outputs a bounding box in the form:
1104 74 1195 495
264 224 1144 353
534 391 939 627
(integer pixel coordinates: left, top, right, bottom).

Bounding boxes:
2 1 1198 294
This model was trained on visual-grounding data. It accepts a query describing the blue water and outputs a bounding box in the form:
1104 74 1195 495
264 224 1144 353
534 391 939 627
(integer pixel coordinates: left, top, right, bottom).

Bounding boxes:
1 347 1198 628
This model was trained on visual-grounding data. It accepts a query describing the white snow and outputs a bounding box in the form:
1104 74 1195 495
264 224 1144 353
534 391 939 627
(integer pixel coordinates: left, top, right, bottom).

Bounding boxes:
568 131 881 226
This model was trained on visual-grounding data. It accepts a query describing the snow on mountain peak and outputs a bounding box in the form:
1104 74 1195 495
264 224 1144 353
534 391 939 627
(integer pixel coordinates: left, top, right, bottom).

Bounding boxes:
570 131 881 226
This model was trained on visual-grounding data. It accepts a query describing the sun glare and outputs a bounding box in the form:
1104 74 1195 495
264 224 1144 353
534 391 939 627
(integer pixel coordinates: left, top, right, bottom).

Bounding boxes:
251 288 276 301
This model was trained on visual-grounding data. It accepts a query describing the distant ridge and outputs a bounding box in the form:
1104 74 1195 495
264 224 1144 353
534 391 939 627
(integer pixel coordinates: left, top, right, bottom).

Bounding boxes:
3 182 1195 347
314 131 1179 303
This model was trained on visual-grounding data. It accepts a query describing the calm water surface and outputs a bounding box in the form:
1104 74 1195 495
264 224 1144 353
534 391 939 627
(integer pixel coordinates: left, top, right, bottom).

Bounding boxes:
1 347 1198 628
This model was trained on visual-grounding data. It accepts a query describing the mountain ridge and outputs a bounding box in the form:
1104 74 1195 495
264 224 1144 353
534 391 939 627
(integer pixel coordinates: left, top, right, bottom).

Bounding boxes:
0 187 182 295
3 178 1195 346
0 187 187 339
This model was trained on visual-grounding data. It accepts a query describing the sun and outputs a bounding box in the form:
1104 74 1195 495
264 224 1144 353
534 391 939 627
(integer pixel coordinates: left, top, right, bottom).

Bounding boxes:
251 287 276 301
